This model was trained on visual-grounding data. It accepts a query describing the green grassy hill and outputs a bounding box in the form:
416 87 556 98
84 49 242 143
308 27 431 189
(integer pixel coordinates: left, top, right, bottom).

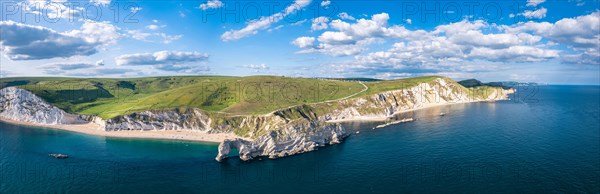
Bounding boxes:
1 75 498 119
1 76 367 119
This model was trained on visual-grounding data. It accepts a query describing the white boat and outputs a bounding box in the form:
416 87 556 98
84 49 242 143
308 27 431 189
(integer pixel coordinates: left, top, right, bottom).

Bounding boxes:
49 153 68 159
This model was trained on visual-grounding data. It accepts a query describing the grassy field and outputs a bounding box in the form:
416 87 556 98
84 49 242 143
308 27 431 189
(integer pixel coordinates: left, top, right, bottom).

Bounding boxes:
1 76 366 119
1 75 502 119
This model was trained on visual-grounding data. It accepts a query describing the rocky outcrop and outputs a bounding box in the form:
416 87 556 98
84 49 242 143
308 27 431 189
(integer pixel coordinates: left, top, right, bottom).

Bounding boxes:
104 109 212 131
0 87 86 124
315 78 515 122
215 120 347 161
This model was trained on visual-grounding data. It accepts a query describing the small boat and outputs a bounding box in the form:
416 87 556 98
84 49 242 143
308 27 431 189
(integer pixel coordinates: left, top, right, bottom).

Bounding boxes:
439 113 446 116
356 131 360 134
49 153 69 159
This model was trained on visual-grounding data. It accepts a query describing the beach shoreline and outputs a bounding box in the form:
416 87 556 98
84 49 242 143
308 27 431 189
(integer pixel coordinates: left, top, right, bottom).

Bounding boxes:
326 100 495 123
0 100 499 143
0 118 243 143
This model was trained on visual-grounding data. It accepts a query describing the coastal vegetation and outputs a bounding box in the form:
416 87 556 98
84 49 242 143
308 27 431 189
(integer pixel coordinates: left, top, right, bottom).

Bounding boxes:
0 76 508 120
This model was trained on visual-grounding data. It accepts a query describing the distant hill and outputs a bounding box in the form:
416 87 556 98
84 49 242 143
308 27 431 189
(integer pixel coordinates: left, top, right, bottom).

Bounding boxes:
458 79 533 89
457 79 485 88
322 78 383 82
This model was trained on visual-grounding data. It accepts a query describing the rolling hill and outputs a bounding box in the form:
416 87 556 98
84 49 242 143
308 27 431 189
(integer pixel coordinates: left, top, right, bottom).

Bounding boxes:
0 75 497 119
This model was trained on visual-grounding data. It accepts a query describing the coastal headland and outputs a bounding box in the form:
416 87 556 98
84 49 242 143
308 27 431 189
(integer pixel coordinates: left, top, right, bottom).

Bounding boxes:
0 76 515 161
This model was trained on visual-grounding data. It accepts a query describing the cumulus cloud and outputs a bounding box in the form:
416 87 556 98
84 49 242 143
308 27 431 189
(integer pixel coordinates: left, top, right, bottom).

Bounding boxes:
292 12 588 77
65 20 121 46
130 7 142 13
96 59 105 66
126 30 182 44
146 24 166 30
503 10 599 64
115 51 210 72
200 0 224 10
90 0 111 6
520 7 547 19
242 64 269 69
293 13 426 56
311 16 330 31
0 21 101 60
469 46 559 62
292 36 315 48
338 12 355 20
320 0 331 8
221 0 312 41
526 0 545 7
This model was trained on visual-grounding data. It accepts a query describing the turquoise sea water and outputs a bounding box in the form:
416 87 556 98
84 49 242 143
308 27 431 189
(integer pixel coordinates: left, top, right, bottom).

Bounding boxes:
1 85 599 193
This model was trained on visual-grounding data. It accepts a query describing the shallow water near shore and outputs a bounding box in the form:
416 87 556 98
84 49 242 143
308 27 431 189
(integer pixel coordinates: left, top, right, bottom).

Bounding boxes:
1 85 599 193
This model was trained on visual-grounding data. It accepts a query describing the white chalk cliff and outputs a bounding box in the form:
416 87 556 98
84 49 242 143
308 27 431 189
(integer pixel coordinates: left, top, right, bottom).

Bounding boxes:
0 87 86 124
0 78 515 162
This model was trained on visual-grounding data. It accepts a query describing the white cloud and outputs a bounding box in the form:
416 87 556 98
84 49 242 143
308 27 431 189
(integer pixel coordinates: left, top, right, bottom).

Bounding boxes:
130 7 142 13
65 20 121 46
96 59 105 66
505 11 599 50
146 24 166 30
40 60 107 74
221 0 312 41
469 46 559 62
320 0 331 8
405 19 412 24
126 30 183 44
291 19 308 26
526 0 545 7
268 25 284 32
311 16 329 31
317 31 354 44
293 13 426 56
116 51 210 72
242 64 269 69
42 62 96 71
45 2 82 19
374 72 412 80
338 12 355 20
0 20 120 60
292 36 315 48
293 12 584 77
90 0 111 6
520 7 547 19
200 0 224 10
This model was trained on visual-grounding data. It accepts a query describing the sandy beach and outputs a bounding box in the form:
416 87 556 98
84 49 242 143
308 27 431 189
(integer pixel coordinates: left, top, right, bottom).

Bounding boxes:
325 100 494 123
0 118 244 143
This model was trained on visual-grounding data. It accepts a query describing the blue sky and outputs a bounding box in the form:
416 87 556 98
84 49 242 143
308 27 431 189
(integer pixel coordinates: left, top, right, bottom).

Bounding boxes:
0 0 599 84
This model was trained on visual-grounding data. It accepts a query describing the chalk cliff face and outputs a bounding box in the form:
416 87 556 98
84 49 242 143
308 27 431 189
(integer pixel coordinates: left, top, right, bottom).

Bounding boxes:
315 78 515 121
104 109 212 131
215 120 346 161
0 87 86 124
0 78 515 162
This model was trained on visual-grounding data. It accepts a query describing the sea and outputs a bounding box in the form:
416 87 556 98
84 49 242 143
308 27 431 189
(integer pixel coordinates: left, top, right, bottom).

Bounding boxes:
1 85 599 193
